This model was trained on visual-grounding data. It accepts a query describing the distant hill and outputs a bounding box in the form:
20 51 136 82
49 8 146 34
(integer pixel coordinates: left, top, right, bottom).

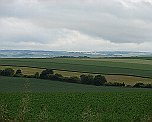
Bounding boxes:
0 50 151 58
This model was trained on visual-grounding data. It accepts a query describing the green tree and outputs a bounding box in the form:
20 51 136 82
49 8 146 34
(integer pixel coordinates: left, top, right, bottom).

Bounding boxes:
93 75 107 86
40 69 54 79
80 74 94 85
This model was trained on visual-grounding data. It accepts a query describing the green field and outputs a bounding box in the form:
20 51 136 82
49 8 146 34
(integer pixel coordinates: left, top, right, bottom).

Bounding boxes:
1 76 150 92
1 58 152 85
0 77 152 121
0 58 152 78
1 92 152 122
1 58 152 121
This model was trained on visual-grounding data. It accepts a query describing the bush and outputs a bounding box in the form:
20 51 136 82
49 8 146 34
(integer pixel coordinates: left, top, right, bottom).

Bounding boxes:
15 69 22 75
104 82 125 87
34 72 40 79
40 69 54 79
14 69 23 77
144 84 152 88
93 75 107 86
1 68 15 76
0 70 2 75
67 76 80 83
55 73 63 78
133 83 145 88
48 73 63 81
60 76 70 82
80 74 94 85
126 85 132 88
133 83 152 88
23 75 28 78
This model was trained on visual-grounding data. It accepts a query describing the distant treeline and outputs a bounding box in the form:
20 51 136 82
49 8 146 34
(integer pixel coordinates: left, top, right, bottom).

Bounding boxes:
0 68 152 88
54 56 90 58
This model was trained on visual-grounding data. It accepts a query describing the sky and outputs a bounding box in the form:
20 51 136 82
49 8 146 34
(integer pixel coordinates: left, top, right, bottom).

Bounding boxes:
0 0 152 51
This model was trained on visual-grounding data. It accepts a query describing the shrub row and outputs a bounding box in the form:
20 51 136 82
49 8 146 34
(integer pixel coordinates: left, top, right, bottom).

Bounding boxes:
0 68 107 86
38 69 107 86
0 68 152 88
133 83 152 88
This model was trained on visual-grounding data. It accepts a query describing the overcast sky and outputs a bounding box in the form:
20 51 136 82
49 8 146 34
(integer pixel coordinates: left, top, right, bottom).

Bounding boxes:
0 0 152 51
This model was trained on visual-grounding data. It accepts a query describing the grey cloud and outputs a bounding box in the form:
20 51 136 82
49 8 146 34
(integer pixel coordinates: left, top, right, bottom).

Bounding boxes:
0 0 152 51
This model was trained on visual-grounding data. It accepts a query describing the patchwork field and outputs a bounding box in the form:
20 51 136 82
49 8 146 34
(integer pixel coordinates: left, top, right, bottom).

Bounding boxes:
0 58 152 121
1 57 152 85
0 58 152 78
1 65 152 85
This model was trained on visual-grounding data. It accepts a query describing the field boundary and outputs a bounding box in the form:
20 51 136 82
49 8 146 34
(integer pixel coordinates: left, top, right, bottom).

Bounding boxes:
1 64 152 79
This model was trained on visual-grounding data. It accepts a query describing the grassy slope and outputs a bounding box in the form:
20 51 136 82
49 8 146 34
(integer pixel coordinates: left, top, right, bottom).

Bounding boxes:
1 76 151 92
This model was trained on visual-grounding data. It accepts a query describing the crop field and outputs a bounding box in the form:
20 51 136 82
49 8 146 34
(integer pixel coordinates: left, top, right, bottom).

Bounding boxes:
0 77 152 121
1 58 152 121
0 58 152 78
0 66 43 75
0 92 152 122
1 58 152 85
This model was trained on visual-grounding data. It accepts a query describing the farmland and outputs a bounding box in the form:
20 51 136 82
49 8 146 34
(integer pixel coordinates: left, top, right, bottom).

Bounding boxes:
0 58 152 121
0 76 151 92
1 57 152 85
0 92 152 122
1 65 152 85
0 77 152 121
0 58 152 78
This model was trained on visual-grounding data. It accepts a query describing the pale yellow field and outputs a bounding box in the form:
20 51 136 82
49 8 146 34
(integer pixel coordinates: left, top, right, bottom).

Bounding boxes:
0 66 43 75
54 70 85 77
105 75 152 85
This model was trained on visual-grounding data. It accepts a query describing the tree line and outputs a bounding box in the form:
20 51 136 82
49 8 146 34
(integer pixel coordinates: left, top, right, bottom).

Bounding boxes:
0 68 152 88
